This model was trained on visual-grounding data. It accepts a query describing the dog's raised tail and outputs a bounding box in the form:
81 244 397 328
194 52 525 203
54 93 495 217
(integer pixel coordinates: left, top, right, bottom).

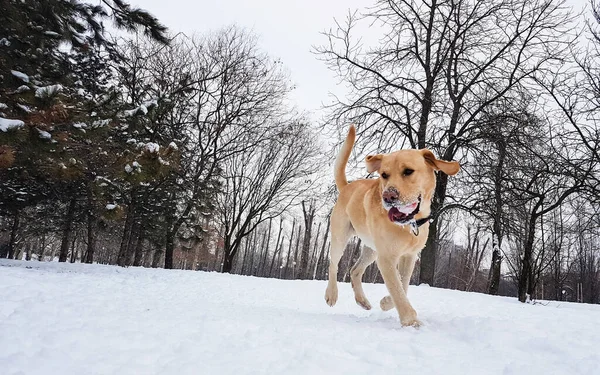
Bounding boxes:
334 125 356 190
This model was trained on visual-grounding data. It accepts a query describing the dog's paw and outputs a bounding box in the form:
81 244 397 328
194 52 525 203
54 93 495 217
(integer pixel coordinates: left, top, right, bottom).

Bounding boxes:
380 295 394 311
401 318 422 328
400 308 421 328
325 285 338 307
355 296 372 310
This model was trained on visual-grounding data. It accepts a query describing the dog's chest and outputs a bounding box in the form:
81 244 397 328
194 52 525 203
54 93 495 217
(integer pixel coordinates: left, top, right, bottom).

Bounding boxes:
356 234 377 250
356 225 427 253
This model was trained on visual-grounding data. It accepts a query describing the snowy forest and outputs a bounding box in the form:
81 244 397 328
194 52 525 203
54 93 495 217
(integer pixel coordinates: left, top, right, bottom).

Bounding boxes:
1 0 599 305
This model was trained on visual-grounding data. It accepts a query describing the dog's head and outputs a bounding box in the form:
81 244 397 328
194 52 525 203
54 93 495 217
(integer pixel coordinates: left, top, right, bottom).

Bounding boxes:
365 149 460 225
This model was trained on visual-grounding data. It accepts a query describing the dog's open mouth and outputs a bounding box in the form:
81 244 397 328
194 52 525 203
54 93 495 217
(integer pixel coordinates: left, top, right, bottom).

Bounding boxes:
387 197 421 224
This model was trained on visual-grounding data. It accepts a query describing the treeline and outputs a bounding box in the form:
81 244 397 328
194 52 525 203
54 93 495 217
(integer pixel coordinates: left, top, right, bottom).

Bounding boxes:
1 0 600 305
315 0 600 303
0 1 319 272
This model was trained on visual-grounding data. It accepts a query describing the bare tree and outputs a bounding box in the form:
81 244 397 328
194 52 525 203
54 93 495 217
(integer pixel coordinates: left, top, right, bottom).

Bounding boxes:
316 0 576 285
217 123 319 273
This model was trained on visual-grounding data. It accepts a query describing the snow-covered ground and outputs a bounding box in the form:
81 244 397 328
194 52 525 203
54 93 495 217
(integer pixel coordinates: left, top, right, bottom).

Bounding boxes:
1 259 598 375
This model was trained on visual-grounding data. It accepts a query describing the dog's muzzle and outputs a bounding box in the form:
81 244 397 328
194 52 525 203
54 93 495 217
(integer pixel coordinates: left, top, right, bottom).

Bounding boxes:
384 194 421 225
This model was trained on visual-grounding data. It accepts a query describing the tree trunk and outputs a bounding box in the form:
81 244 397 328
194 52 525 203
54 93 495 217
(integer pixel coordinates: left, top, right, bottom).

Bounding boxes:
222 252 234 273
268 219 284 277
308 222 322 279
84 182 96 264
257 227 268 276
117 199 136 266
488 136 506 295
25 241 31 261
69 234 78 263
300 200 315 279
151 247 163 268
419 173 449 285
38 233 46 261
59 198 77 263
420 215 439 285
283 219 296 279
239 232 251 275
6 210 20 259
164 230 175 269
133 227 144 267
518 217 537 302
487 243 502 295
315 216 331 280
292 224 302 279
259 219 273 277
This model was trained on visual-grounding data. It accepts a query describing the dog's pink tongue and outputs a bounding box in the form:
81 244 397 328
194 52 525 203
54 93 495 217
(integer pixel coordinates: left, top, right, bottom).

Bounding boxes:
388 207 400 222
398 202 418 214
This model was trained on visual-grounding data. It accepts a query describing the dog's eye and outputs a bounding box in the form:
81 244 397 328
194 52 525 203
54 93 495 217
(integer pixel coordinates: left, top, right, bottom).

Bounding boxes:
381 172 389 179
403 169 414 176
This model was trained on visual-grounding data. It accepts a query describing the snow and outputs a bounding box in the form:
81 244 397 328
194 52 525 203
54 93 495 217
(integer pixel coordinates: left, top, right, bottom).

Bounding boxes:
14 85 30 93
17 103 32 113
44 31 61 37
91 119 110 128
0 117 24 132
168 141 178 150
145 142 160 154
35 84 63 98
105 204 117 210
123 104 148 117
37 128 51 139
0 260 598 375
11 70 29 83
124 164 133 173
0 103 8 110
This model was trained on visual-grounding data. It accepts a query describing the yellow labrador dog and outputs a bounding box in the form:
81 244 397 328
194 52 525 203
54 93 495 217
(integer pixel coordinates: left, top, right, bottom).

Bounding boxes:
325 125 460 327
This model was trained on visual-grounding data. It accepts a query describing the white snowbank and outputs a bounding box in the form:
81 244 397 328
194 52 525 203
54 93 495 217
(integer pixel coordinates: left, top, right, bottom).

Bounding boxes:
0 117 24 132
0 259 598 375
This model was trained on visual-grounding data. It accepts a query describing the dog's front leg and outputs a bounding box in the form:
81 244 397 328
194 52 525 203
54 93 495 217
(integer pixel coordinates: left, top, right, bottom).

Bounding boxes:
376 253 421 327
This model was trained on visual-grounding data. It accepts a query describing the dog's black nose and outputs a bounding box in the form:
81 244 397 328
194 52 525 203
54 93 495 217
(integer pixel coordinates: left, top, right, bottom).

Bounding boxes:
382 189 398 204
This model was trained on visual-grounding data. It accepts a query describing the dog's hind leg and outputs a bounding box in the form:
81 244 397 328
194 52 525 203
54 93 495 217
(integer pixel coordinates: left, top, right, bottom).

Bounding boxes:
350 246 376 310
325 213 353 307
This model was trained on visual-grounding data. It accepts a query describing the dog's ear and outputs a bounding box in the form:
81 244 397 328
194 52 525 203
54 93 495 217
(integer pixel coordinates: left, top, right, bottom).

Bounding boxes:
421 149 460 176
365 154 383 173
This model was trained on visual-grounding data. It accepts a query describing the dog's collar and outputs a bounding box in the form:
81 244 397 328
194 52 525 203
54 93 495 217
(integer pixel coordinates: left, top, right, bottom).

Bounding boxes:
409 216 432 236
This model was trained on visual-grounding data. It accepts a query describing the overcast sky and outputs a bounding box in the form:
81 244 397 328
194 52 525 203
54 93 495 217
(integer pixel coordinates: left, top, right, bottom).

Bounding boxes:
130 0 588 123
130 0 373 119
